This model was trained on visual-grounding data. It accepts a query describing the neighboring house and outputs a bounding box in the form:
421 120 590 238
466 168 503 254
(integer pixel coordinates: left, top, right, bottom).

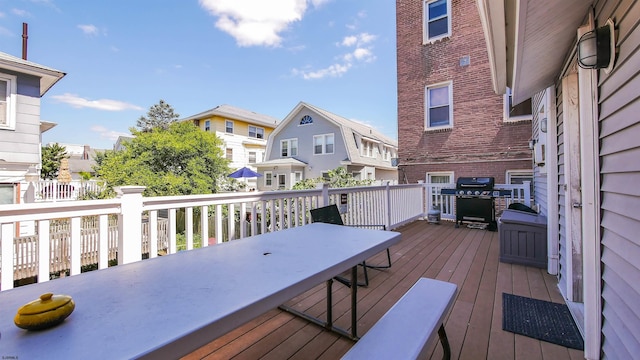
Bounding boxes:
478 0 639 358
256 102 398 191
181 104 279 189
0 51 65 205
113 135 134 152
51 143 107 180
396 0 532 187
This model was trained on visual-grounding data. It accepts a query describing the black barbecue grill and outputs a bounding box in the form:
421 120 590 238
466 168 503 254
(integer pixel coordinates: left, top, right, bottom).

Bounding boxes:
441 177 511 231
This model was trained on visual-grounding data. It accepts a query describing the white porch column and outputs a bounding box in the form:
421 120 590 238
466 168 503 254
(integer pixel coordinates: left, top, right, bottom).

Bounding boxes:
115 186 146 265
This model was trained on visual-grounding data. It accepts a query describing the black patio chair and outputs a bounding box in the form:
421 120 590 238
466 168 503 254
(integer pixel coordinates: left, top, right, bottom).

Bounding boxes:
309 204 392 287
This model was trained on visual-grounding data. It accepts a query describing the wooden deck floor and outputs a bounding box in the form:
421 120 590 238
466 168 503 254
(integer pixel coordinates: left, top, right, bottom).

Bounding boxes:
183 220 584 360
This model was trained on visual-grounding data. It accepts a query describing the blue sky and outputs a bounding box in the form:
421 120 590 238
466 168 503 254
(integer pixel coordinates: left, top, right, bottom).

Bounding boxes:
0 0 397 150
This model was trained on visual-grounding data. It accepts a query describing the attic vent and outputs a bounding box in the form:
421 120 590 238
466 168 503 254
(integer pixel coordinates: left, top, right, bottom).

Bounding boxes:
299 115 313 125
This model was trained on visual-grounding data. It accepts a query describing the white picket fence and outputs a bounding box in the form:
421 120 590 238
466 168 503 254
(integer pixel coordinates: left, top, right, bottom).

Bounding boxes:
0 182 530 290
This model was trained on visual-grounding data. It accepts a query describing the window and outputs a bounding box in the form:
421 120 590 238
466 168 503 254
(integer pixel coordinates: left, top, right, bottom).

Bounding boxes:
361 140 377 158
293 171 302 184
0 74 17 130
423 0 450 43
265 172 273 187
314 134 334 155
225 120 234 133
425 82 453 129
248 152 256 164
226 148 233 161
427 172 453 184
278 174 286 190
504 87 532 121
299 115 313 125
321 172 330 181
281 138 298 157
205 120 210 132
194 120 200 127
249 125 264 139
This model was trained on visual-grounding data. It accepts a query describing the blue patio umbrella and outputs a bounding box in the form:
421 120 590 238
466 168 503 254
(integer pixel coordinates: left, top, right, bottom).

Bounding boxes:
228 166 262 179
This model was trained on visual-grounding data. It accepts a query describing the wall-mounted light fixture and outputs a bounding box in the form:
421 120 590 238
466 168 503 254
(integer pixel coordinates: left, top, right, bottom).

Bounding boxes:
577 18 616 73
540 118 547 133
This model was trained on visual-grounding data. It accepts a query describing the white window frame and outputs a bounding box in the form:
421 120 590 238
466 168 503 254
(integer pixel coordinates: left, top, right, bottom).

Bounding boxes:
504 87 533 122
0 73 17 130
280 138 298 157
506 169 533 197
225 148 233 161
204 120 210 132
426 171 454 184
225 120 234 133
248 151 256 164
264 171 273 187
423 0 451 44
314 133 334 155
425 81 453 130
277 174 286 190
293 171 302 184
248 125 264 139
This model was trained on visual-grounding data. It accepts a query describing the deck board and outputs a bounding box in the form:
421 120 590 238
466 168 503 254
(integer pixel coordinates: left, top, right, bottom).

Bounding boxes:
182 220 584 360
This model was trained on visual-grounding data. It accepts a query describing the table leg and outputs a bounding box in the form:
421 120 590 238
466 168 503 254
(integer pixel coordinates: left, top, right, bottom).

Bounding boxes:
278 265 360 341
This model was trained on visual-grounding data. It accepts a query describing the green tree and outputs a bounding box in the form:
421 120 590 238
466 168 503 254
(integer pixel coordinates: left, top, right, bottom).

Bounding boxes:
41 143 68 179
94 121 229 196
291 167 373 190
136 99 180 132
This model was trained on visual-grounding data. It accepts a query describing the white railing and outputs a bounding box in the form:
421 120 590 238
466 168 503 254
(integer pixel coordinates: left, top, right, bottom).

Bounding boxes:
30 180 105 202
0 182 530 290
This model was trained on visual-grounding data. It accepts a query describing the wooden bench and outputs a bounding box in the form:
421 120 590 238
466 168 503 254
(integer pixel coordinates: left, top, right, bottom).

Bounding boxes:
341 278 458 360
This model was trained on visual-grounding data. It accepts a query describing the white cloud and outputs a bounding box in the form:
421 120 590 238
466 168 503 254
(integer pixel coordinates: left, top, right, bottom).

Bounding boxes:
52 94 144 111
12 9 30 17
295 32 377 80
78 24 99 36
199 0 332 47
292 63 351 80
90 125 130 141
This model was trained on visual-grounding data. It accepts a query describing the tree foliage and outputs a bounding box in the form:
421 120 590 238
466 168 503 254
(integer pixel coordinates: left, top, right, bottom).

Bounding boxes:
136 99 180 132
41 143 68 179
94 121 229 196
291 167 373 190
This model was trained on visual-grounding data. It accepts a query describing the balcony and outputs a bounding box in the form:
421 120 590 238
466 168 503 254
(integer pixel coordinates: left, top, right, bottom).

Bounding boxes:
183 221 583 359
0 182 579 359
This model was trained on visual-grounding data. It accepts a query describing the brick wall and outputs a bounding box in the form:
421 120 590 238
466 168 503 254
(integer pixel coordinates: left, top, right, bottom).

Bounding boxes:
396 0 532 184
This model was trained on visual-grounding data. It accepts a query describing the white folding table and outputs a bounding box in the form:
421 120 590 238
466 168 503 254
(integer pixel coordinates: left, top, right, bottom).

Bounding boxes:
0 223 400 359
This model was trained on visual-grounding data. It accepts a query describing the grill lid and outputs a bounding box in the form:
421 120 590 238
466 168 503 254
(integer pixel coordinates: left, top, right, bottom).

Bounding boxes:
456 177 495 190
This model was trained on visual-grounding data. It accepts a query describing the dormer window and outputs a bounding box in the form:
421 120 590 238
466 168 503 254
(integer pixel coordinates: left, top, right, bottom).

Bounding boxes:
299 115 313 125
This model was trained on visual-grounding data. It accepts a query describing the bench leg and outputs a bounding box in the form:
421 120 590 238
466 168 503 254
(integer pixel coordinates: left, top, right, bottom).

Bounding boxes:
438 324 451 360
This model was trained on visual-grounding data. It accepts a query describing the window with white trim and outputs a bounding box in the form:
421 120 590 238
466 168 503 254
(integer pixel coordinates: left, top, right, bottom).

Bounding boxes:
264 172 273 187
248 151 256 164
314 134 334 155
425 82 453 129
278 174 286 190
248 125 264 139
0 74 17 130
225 120 234 133
423 0 451 43
204 120 210 131
293 171 302 184
504 87 532 121
281 138 298 157
426 171 453 184
225 148 233 161
361 140 375 158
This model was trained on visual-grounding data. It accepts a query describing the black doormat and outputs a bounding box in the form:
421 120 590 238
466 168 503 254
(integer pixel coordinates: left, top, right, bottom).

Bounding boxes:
502 293 584 350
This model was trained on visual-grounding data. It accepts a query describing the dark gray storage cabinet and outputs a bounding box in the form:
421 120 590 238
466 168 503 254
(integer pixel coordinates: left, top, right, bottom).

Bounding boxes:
499 209 548 268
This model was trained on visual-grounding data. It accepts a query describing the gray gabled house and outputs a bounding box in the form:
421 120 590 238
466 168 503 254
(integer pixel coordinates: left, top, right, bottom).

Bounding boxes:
0 52 65 205
478 0 640 358
256 102 398 190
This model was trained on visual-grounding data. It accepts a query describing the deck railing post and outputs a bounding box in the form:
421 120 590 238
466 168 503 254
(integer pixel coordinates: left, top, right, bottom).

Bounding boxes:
319 183 329 207
385 181 391 229
523 181 531 206
115 186 146 265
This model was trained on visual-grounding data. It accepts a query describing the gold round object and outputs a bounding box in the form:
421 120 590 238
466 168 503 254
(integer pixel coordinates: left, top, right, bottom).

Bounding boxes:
14 292 75 330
